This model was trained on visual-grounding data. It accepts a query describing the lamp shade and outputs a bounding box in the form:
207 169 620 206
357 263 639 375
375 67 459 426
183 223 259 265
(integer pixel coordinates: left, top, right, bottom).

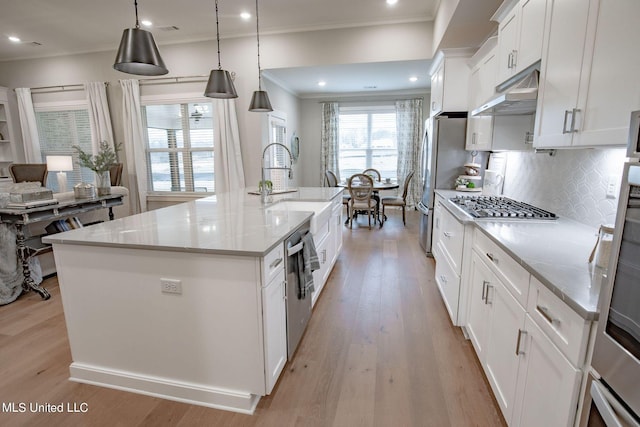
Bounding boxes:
204 69 238 99
249 90 273 112
46 155 74 172
113 28 168 76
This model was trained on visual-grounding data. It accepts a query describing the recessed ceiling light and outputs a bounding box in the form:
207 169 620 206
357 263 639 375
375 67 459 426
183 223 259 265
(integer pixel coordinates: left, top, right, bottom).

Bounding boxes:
409 76 418 82
318 81 327 87
240 12 251 20
8 36 21 43
386 0 398 5
141 20 153 27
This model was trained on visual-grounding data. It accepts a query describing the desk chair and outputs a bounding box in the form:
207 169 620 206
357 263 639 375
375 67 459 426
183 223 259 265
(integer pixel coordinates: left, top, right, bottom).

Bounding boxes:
325 170 351 222
347 173 377 229
109 163 123 186
381 170 414 225
9 163 48 186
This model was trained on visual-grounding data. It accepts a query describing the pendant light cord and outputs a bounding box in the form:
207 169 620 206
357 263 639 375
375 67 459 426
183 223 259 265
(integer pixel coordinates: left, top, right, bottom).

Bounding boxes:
215 0 222 69
134 0 140 29
255 0 262 90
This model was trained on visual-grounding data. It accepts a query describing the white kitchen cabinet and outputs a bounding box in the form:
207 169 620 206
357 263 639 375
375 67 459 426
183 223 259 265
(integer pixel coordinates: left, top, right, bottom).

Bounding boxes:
495 0 547 85
466 250 497 364
429 49 473 117
432 196 444 258
511 316 581 427
483 277 527 424
467 39 497 151
535 0 640 148
262 267 287 394
311 195 343 307
0 87 17 163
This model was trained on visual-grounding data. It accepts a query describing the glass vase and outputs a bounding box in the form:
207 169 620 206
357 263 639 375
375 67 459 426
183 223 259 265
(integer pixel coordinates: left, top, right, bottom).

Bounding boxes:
95 170 111 196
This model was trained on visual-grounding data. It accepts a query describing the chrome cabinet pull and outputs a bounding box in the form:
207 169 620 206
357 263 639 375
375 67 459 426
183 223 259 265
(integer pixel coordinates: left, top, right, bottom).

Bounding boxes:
484 283 493 305
440 275 448 284
511 49 518 68
562 110 572 134
432 101 436 111
443 231 453 238
485 252 495 262
481 280 488 301
472 133 477 145
507 52 513 69
270 257 283 269
515 329 527 355
537 305 561 325
570 108 580 133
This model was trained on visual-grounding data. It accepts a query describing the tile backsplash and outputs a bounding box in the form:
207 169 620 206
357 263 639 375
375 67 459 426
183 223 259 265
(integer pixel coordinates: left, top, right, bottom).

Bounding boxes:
501 148 627 228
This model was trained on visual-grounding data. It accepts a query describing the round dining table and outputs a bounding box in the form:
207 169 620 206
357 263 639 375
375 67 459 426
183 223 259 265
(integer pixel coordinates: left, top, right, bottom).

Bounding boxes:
339 180 400 226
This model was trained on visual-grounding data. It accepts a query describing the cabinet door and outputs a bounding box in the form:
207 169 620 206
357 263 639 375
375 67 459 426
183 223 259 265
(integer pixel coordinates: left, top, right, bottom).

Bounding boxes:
497 7 519 84
311 234 329 306
484 280 527 424
534 0 590 148
516 0 547 72
466 251 497 364
430 62 444 116
263 274 287 394
574 0 640 147
512 316 581 427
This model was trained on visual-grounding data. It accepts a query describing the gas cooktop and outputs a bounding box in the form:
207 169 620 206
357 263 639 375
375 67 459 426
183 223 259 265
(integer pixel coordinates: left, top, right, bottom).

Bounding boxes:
450 195 558 220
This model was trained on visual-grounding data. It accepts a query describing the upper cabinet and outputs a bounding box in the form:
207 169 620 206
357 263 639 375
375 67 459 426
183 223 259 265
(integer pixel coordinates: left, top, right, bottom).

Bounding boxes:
495 0 548 85
0 87 17 163
429 49 474 117
534 0 640 148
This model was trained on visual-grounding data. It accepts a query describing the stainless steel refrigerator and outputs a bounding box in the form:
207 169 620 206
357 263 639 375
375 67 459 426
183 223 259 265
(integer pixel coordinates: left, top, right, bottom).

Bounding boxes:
417 113 486 256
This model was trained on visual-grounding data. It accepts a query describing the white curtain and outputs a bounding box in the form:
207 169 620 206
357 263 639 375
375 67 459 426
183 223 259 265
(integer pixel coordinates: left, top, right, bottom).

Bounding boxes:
15 88 42 163
213 99 245 192
320 102 340 185
84 82 115 154
395 99 423 207
119 79 148 213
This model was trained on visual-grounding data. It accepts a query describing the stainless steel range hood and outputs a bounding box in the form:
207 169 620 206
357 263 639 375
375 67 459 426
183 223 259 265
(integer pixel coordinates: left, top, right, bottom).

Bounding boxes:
472 66 539 117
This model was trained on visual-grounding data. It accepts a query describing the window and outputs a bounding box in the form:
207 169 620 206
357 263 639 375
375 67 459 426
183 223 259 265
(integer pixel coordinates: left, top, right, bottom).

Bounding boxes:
142 102 215 193
338 106 397 179
35 106 93 191
265 113 289 192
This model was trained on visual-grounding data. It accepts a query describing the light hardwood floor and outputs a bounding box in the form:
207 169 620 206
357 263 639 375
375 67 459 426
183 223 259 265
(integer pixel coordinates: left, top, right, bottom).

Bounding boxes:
0 210 506 427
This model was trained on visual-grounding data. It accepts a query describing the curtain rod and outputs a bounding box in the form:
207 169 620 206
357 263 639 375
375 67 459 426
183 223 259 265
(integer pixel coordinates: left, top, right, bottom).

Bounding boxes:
138 75 210 86
15 82 109 94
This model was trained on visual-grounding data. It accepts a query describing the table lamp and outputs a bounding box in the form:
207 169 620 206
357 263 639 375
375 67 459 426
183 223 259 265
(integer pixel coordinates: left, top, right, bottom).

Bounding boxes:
46 155 74 192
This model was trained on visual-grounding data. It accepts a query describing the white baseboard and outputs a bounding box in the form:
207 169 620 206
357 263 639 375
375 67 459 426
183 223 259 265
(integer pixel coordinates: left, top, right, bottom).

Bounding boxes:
69 362 261 414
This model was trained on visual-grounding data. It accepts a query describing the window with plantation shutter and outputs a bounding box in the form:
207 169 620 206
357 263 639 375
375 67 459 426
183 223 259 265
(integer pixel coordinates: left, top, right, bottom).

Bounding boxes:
35 107 94 192
338 106 397 180
266 113 288 192
142 102 215 193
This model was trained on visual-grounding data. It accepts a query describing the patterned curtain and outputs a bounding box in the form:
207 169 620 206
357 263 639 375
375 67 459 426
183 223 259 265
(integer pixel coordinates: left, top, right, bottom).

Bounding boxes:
320 102 340 186
395 99 423 207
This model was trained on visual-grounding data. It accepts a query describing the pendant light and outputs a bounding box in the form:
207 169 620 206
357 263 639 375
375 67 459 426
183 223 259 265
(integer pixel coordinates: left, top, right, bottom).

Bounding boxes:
204 0 238 98
113 0 168 76
248 0 273 112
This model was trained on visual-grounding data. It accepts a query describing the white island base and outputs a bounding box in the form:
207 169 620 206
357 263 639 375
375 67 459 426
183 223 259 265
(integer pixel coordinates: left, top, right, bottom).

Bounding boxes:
55 244 273 414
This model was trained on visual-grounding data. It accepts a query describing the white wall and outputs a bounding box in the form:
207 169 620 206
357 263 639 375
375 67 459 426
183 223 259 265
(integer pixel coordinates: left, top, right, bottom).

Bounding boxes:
0 22 433 198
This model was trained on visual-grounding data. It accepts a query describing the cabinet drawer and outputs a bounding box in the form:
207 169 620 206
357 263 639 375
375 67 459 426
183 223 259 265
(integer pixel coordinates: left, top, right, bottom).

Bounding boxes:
473 228 530 308
263 242 285 284
435 252 461 324
440 208 465 274
527 276 591 367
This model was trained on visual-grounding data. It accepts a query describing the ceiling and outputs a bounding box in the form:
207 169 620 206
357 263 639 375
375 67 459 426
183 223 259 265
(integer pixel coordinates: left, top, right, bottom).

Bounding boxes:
0 0 498 96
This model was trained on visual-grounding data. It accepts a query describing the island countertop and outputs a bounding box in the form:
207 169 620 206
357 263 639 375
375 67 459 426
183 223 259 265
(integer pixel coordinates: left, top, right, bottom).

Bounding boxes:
43 187 343 256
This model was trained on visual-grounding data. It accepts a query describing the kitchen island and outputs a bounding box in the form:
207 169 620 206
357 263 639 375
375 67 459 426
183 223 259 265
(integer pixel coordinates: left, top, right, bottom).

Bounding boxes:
43 187 343 414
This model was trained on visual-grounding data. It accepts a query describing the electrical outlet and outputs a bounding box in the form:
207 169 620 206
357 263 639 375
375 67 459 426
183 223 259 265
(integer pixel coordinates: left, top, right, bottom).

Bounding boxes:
606 175 618 199
160 278 182 294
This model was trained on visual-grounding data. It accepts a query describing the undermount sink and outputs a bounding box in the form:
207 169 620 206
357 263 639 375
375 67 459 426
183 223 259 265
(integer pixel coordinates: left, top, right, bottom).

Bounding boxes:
266 200 332 234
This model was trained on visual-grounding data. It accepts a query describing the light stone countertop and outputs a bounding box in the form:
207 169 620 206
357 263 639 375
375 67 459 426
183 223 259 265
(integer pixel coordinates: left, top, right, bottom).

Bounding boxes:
435 189 601 320
43 187 343 257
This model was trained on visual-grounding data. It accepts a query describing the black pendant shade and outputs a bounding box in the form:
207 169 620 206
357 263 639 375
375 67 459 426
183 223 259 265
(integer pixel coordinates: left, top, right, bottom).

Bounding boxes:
204 70 238 98
249 90 273 112
113 1 168 76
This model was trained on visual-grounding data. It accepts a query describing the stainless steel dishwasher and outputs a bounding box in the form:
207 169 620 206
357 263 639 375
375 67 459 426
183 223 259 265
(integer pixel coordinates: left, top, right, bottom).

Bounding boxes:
285 222 313 359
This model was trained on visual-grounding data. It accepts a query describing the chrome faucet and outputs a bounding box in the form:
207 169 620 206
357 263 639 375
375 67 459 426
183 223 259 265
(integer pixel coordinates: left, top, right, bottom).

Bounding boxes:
261 142 293 204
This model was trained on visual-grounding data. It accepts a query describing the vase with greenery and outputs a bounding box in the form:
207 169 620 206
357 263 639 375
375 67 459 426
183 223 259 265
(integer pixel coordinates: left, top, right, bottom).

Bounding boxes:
73 141 120 196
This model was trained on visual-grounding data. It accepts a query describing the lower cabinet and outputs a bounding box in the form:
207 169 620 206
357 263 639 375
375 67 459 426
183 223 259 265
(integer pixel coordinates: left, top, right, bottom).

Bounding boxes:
467 251 497 365
262 251 287 394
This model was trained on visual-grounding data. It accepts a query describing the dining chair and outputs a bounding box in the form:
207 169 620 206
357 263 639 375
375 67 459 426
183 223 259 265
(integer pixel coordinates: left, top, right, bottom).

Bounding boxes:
325 170 351 221
381 170 414 226
362 168 381 182
9 163 49 186
347 173 377 229
109 163 124 186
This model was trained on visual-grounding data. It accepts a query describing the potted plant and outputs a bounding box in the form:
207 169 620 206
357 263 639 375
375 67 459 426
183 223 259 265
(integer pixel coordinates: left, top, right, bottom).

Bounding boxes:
73 141 121 196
